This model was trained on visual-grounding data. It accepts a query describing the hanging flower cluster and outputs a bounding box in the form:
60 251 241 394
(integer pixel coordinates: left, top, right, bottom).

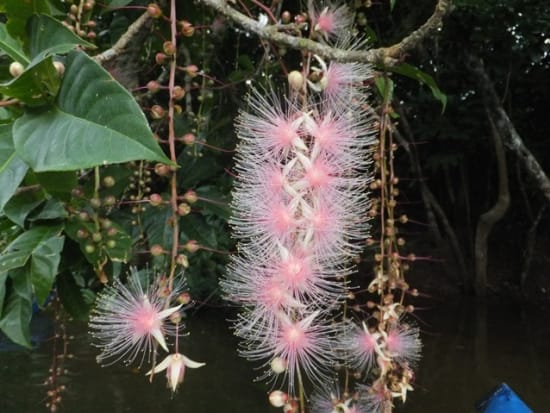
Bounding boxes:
224 1 422 412
223 9 375 402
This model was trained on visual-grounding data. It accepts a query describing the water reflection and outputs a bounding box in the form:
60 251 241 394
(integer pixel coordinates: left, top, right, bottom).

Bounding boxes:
1 300 549 412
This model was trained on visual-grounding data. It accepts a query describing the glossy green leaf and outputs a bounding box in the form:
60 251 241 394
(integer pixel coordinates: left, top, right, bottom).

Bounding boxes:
3 187 46 227
28 198 67 221
13 51 171 171
35 170 77 199
0 225 62 273
0 23 30 64
0 56 60 107
0 268 32 348
390 63 447 112
0 0 50 43
28 14 95 61
30 234 64 306
0 124 29 213
56 272 89 321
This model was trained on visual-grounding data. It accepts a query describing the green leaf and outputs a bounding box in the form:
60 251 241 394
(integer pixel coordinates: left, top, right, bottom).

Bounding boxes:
56 271 89 321
390 0 397 11
28 198 67 221
35 170 76 199
3 190 45 227
0 23 30 64
389 63 447 112
28 14 95 61
374 76 394 101
30 234 64 306
0 124 29 213
0 56 60 106
0 0 50 43
0 268 32 348
103 0 134 8
13 51 171 171
0 272 7 318
0 225 62 273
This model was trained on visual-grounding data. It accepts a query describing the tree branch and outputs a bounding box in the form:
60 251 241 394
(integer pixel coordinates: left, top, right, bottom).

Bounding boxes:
94 12 152 64
468 55 550 204
198 0 452 65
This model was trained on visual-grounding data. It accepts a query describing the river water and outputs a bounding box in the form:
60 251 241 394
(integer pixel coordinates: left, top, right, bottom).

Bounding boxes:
1 299 549 412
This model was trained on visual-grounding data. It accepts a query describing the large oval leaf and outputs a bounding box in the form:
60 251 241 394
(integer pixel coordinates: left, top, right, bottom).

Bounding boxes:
13 51 170 171
0 124 29 213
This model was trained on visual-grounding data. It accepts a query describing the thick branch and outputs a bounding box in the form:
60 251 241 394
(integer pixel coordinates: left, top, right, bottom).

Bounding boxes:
198 0 452 65
469 56 550 204
474 113 510 296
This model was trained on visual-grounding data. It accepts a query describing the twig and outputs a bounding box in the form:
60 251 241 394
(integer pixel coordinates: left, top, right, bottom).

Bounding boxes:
94 12 152 64
197 0 452 65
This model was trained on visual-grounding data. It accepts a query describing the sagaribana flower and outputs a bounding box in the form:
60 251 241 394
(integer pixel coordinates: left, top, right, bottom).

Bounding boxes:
308 1 354 42
89 268 183 366
146 352 205 393
383 322 422 366
340 321 386 374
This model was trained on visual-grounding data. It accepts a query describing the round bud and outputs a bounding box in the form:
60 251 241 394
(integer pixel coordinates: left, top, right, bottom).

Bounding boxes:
184 240 199 253
149 193 163 206
101 219 112 229
53 61 65 76
146 80 161 93
177 203 191 216
182 133 196 145
76 229 88 239
84 244 95 254
70 4 78 14
9 62 24 77
172 85 186 100
151 105 165 119
150 244 164 256
155 52 168 65
89 197 101 209
180 20 194 37
106 239 116 248
270 357 287 374
287 70 304 91
163 41 176 56
176 254 189 268
103 195 116 206
87 31 96 39
183 64 199 77
102 176 115 188
147 3 162 18
92 232 102 242
183 190 198 204
154 163 171 177
281 11 291 24
178 291 191 304
269 391 288 408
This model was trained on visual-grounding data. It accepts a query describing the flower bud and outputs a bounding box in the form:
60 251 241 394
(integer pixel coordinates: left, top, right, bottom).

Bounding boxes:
269 391 288 408
147 3 162 18
287 70 304 91
9 62 24 77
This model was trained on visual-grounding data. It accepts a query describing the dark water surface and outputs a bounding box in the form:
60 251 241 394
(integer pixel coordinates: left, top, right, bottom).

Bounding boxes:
1 299 549 413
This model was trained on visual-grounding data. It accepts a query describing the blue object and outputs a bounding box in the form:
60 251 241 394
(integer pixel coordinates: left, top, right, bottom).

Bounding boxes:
476 383 533 413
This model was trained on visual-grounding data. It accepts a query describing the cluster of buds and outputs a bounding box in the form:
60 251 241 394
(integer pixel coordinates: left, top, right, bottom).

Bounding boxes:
62 0 97 40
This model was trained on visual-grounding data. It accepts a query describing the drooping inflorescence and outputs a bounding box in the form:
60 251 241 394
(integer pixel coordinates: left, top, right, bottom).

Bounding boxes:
223 44 376 399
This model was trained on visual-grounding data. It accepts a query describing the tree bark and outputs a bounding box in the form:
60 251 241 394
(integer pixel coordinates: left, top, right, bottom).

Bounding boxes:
473 113 510 296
